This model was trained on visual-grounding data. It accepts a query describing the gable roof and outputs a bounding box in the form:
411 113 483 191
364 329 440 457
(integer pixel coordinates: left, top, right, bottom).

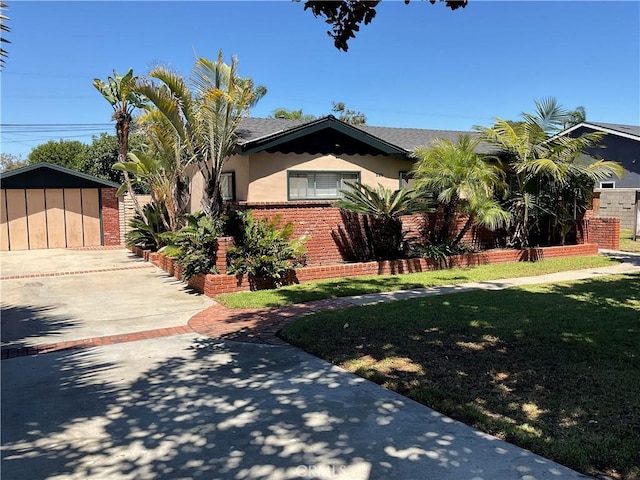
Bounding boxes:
236 116 495 155
0 162 121 189
557 121 640 141
239 116 408 157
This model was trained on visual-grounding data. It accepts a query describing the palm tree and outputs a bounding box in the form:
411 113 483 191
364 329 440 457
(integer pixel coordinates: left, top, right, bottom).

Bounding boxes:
1 2 10 69
113 108 194 231
411 134 509 247
136 51 266 218
477 97 623 247
93 69 146 217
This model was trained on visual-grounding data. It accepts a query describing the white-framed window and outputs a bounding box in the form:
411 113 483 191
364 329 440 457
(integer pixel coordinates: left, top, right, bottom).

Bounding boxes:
599 181 615 189
221 171 235 201
288 171 360 200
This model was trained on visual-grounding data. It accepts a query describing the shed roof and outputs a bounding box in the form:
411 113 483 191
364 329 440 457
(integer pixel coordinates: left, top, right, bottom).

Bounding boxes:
0 162 121 189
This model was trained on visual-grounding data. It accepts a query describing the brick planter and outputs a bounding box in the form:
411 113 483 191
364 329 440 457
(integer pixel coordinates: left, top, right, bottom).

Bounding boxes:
131 243 600 298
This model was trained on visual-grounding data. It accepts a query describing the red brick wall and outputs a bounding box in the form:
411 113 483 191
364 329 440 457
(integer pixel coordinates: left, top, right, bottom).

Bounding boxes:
101 188 121 246
133 243 600 298
233 202 500 266
582 217 620 250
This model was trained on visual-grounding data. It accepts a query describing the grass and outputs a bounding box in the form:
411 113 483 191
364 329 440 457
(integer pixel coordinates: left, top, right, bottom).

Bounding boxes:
281 273 640 479
620 229 640 253
216 255 617 309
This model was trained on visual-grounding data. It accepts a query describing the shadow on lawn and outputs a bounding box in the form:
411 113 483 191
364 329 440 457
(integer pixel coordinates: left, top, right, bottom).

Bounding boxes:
281 273 640 478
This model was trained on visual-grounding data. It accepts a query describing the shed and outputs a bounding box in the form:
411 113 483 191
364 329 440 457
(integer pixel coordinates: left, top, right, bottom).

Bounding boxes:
0 162 121 250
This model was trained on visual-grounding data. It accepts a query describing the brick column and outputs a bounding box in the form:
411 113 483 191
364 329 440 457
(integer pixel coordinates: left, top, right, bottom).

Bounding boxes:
216 236 234 274
101 188 121 246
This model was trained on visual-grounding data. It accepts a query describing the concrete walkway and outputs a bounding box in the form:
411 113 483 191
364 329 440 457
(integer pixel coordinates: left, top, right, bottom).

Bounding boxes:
2 248 637 479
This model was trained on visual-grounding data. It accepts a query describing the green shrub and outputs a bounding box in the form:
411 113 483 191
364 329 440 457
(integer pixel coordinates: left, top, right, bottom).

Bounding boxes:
161 212 222 280
225 211 307 287
415 241 475 267
125 202 170 251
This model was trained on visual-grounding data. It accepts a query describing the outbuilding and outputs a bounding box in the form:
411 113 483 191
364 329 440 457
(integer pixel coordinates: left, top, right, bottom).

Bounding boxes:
0 162 121 250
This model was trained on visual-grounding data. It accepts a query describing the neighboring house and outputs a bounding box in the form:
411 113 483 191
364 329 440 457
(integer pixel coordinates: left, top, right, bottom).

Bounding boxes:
0 162 121 251
557 121 640 229
559 121 640 189
187 115 493 210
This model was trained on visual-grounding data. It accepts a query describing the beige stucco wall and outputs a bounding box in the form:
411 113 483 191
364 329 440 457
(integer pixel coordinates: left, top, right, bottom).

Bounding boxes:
246 152 414 202
186 152 415 210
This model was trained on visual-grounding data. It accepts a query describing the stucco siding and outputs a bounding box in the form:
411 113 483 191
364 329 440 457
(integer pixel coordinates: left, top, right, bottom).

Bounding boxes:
572 127 640 188
246 152 414 202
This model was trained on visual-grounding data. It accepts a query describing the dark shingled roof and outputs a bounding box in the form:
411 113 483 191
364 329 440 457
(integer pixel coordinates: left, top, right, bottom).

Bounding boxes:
584 122 640 138
236 117 496 154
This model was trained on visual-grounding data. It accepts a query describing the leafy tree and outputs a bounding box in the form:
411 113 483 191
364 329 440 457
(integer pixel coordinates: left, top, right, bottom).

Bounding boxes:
337 182 426 259
1 2 9 68
136 51 266 218
0 152 27 172
28 140 88 170
301 0 467 51
477 98 623 247
411 134 509 247
331 101 366 125
270 108 317 121
84 133 144 185
93 69 147 218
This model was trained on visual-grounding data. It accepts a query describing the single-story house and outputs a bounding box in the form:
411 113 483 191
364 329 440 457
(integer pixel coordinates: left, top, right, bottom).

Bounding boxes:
557 121 640 229
187 115 493 209
0 162 121 251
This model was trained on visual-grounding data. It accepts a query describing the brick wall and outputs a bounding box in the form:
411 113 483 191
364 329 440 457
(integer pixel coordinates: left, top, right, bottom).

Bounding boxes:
583 217 620 250
133 243 600 298
101 188 121 246
233 202 500 266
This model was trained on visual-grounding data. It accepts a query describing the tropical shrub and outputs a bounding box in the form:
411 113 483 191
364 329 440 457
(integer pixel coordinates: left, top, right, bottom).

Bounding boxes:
337 182 429 260
477 98 623 247
125 202 170 251
226 211 307 286
161 212 222 280
411 135 510 248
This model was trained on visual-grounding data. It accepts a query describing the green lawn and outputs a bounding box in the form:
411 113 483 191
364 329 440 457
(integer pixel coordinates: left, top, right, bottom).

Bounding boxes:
620 229 640 253
280 273 640 479
216 255 617 308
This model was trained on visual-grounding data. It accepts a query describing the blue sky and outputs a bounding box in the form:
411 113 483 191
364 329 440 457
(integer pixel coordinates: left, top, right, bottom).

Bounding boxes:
2 1 639 158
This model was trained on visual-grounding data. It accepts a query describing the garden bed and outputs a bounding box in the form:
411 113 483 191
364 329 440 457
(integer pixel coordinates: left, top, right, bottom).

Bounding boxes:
131 243 600 298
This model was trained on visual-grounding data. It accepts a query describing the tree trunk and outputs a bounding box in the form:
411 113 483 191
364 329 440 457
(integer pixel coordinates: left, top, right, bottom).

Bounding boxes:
199 163 224 218
452 215 474 248
115 111 146 223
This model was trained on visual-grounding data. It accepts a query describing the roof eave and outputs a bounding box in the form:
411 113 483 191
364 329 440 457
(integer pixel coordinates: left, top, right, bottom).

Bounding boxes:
0 162 121 188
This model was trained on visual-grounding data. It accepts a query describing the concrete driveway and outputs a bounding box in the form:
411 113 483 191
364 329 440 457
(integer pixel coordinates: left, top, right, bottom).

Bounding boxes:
1 249 213 348
1 249 587 479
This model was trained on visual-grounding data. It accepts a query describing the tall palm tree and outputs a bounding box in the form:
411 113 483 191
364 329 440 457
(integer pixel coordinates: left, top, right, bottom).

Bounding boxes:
136 51 266 218
93 69 146 217
477 97 623 247
411 134 509 247
1 2 10 69
114 108 193 231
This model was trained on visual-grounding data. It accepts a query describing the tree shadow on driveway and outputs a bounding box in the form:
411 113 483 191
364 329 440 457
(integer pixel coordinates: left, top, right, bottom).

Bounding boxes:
1 335 577 480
